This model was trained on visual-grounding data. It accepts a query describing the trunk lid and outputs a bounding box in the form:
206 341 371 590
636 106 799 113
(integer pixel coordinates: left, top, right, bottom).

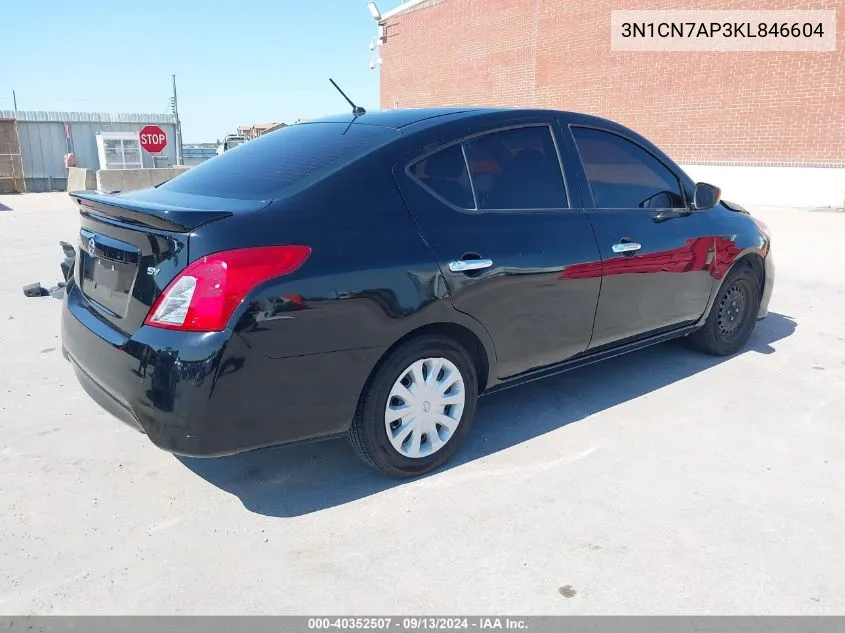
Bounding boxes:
70 189 270 335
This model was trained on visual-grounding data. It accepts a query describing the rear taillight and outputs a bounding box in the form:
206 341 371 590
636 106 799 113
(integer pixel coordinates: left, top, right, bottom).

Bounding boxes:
144 245 311 332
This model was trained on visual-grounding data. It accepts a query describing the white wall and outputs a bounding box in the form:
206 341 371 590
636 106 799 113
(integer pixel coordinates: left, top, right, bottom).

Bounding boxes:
680 165 845 209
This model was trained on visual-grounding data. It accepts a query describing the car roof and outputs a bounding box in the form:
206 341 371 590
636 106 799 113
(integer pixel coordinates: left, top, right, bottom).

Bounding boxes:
302 107 627 134
303 107 500 131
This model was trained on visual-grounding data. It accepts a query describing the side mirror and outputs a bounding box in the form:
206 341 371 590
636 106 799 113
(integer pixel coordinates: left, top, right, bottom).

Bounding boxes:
693 182 721 210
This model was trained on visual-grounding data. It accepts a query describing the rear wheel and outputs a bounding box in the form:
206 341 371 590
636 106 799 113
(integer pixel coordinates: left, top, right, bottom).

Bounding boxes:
687 264 761 356
348 335 478 477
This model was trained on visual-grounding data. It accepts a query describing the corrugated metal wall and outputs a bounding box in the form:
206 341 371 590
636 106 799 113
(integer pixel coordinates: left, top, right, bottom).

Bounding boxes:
0 111 179 192
15 122 68 192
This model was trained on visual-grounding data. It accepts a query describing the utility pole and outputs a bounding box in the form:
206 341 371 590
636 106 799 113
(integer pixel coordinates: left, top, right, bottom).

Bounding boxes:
171 74 184 165
11 90 24 192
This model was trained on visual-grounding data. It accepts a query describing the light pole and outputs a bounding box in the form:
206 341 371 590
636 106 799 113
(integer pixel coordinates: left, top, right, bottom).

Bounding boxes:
170 74 184 166
367 1 381 20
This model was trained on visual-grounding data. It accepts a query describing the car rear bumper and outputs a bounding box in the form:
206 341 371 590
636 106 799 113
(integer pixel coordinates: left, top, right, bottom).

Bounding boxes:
758 245 775 319
62 281 378 456
66 348 146 434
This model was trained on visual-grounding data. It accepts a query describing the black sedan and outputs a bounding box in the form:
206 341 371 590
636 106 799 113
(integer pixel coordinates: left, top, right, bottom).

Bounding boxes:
61 107 774 477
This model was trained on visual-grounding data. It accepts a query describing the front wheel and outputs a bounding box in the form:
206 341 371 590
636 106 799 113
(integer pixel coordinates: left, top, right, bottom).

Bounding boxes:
687 263 761 356
348 335 479 477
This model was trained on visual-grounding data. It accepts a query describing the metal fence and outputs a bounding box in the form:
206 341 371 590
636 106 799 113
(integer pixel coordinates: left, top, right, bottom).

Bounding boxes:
0 111 179 193
182 146 217 166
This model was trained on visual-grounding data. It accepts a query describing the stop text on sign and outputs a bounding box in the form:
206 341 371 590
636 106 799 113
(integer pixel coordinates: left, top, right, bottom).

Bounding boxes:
141 132 166 146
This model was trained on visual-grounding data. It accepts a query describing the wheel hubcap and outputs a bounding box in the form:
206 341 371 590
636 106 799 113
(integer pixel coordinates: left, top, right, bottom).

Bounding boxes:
384 357 465 459
717 283 747 337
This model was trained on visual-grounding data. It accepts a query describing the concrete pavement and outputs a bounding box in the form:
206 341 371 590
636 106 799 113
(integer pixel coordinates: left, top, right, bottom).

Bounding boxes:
0 193 843 614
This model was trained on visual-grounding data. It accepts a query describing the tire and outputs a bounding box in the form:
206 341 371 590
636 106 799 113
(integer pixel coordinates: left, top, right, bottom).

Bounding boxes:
348 335 479 477
687 263 761 356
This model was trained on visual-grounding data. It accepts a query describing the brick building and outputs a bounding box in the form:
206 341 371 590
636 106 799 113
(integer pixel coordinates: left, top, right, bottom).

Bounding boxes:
376 0 844 207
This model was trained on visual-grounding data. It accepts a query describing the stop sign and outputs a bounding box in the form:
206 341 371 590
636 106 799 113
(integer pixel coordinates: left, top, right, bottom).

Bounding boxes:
139 125 167 153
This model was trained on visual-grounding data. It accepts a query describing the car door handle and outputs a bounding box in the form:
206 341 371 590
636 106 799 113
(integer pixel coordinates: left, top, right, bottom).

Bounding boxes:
611 242 642 253
448 258 493 272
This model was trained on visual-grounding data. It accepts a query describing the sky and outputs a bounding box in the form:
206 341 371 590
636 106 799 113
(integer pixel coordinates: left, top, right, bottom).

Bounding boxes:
2 0 406 142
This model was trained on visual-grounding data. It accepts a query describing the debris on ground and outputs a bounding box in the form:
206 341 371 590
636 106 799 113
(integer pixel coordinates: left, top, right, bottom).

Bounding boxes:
23 240 75 299
23 282 49 297
23 281 66 299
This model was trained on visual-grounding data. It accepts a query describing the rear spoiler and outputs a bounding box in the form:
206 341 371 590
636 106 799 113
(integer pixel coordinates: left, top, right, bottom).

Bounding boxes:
70 191 233 232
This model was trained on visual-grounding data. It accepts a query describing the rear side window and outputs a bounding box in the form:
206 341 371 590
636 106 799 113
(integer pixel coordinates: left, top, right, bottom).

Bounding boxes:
159 123 398 199
571 127 684 209
465 126 568 210
409 144 475 209
408 125 568 212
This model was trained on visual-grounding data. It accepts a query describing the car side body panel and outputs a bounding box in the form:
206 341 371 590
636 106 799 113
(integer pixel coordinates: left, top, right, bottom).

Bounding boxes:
554 114 771 348
391 114 603 378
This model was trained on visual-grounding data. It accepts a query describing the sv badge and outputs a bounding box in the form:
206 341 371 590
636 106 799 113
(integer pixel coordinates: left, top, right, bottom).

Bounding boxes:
146 267 161 277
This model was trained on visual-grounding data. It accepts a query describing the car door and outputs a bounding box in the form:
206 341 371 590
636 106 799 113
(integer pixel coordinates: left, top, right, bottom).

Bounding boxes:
394 122 602 379
565 125 715 349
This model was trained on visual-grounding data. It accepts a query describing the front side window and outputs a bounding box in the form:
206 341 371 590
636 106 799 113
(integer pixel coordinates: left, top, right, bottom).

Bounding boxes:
571 127 684 209
465 126 567 210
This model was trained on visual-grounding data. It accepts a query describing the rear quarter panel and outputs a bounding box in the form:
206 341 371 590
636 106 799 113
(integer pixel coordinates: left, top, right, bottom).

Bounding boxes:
189 159 497 375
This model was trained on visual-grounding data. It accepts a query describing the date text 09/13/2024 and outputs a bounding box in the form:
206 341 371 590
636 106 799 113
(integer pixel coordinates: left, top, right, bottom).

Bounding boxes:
307 618 528 630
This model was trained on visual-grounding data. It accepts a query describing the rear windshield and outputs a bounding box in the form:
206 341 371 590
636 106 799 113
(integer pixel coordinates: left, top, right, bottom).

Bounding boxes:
160 122 399 199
